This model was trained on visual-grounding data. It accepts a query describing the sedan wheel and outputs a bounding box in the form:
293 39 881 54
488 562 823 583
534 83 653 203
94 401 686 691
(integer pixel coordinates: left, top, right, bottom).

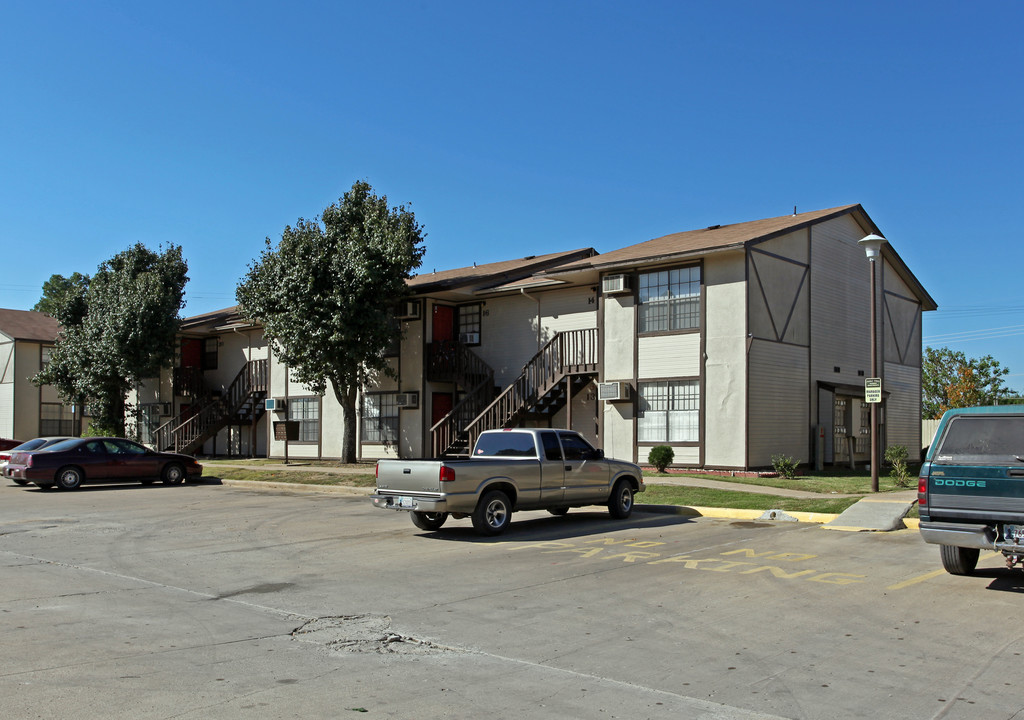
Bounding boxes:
162 463 185 485
57 466 83 490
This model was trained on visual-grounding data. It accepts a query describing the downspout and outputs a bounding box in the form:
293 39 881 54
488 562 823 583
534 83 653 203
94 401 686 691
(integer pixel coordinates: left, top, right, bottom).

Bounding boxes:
521 288 541 353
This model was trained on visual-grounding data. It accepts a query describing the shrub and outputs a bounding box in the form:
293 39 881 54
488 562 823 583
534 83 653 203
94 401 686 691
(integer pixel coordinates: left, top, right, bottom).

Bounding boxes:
648 445 674 473
770 453 798 479
885 445 911 487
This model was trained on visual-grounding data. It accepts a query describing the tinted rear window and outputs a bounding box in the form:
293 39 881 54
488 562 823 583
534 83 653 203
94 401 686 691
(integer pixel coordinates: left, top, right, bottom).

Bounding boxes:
474 432 538 458
934 416 1024 464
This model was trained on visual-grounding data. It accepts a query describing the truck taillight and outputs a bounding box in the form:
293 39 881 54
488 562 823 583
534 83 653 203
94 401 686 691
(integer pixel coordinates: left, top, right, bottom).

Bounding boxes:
375 462 379 480
439 466 456 483
918 475 927 505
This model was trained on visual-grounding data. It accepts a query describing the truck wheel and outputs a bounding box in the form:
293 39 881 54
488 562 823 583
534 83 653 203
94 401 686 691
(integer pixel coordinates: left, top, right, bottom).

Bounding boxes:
607 480 634 519
411 511 448 531
472 490 512 536
940 545 979 575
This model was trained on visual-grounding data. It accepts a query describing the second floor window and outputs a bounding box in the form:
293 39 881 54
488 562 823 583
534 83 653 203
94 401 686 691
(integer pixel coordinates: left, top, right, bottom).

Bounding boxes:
458 304 482 344
638 266 700 333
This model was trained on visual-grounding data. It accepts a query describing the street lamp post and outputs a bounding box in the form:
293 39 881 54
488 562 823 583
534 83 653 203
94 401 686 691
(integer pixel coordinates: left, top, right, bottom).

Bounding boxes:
859 233 887 493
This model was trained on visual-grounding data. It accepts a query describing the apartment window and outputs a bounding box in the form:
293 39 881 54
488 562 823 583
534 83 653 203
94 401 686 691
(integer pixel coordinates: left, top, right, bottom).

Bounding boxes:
362 393 399 444
137 403 162 444
458 304 482 344
638 380 699 443
202 338 219 370
41 345 54 370
638 266 700 333
288 397 320 443
39 402 75 436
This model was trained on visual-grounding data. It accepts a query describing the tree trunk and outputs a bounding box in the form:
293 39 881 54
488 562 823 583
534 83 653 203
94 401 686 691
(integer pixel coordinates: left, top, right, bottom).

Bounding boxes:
332 381 358 463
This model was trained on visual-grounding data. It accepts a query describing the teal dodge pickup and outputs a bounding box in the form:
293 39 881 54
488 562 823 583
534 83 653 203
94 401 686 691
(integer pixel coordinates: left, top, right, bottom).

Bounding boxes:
919 407 1024 575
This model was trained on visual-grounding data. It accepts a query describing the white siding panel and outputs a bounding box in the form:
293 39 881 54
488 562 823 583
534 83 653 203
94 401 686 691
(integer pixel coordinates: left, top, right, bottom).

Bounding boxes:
638 334 700 378
884 362 921 460
809 214 873 424
640 444 699 466
748 340 809 466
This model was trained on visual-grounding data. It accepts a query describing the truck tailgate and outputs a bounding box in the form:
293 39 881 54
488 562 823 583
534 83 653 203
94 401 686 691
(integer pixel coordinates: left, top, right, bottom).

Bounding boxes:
375 460 442 494
929 463 1024 521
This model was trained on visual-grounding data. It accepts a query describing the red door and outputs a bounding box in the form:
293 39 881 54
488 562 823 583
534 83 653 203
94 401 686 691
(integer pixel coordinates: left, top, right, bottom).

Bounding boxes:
181 338 201 368
432 393 453 427
432 305 455 342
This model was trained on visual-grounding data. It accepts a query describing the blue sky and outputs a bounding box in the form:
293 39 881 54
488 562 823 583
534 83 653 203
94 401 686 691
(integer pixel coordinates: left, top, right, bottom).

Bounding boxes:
3 1 1022 389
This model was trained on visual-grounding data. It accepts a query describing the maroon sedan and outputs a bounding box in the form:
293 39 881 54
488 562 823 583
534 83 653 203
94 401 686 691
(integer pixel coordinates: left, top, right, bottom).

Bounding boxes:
4 437 203 490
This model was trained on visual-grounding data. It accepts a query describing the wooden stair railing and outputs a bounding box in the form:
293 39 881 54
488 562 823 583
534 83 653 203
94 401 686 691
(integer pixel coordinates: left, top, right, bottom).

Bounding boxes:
459 328 598 453
153 359 268 454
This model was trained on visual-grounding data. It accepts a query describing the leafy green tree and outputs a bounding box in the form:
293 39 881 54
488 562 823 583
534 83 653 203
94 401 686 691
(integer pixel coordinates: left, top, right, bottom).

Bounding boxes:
35 244 189 436
236 181 426 462
922 346 1011 419
33 271 90 324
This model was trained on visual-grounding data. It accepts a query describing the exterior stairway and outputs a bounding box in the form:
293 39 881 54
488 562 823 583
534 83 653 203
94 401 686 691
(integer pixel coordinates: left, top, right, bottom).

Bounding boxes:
153 359 268 455
429 341 496 457
433 328 598 457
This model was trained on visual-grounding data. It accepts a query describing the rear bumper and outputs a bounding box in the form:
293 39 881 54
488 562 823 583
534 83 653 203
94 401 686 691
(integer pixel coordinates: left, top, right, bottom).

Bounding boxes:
920 520 1024 553
371 493 448 513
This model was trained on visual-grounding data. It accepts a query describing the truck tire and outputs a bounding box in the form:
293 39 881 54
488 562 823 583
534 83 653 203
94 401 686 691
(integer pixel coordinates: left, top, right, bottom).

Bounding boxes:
411 511 448 531
940 545 979 575
607 479 635 519
472 490 512 536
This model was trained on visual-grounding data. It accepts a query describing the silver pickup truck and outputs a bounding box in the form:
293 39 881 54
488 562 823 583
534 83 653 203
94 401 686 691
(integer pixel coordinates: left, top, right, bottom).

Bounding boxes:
371 428 645 535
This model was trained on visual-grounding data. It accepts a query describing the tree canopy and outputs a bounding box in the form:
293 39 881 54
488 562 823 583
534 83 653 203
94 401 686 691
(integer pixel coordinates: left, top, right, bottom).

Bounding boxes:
33 271 90 325
35 244 189 436
236 180 426 462
922 346 1013 419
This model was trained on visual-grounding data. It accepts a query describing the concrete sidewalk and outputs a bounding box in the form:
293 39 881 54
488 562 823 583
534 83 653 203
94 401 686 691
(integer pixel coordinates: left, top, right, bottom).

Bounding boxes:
203 461 920 532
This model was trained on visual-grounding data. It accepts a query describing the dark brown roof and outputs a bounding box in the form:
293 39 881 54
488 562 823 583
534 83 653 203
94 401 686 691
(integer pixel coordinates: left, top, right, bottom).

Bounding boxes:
551 205 865 272
408 248 597 294
0 309 61 343
179 305 258 333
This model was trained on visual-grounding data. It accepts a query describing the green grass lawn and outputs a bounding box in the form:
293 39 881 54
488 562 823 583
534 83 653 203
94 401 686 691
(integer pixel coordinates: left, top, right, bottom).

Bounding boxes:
199 458 917 514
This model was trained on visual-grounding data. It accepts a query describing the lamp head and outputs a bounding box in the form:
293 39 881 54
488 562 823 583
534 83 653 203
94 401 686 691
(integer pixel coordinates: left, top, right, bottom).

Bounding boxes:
859 234 887 260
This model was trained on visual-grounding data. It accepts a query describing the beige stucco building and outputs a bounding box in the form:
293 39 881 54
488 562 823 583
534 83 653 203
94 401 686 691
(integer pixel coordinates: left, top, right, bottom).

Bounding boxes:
150 204 934 470
0 309 85 441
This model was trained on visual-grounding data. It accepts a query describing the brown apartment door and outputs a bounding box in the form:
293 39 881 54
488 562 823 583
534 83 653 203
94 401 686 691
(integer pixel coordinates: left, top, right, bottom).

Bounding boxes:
432 393 453 427
433 305 455 342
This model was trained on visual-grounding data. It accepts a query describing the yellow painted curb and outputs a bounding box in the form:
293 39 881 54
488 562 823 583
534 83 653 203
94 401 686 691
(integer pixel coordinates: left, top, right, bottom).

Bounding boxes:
664 505 839 524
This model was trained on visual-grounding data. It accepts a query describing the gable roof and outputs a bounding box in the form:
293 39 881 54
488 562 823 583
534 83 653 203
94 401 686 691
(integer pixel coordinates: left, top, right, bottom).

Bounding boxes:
0 309 61 343
408 248 597 295
551 205 866 272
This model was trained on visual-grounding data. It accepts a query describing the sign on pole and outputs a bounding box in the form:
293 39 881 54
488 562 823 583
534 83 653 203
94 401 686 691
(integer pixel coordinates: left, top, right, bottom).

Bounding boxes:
865 377 882 404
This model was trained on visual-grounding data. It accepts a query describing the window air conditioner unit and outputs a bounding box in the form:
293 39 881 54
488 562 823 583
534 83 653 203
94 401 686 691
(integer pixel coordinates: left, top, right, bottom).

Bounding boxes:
598 381 632 402
158 403 172 416
265 398 288 412
396 392 419 409
396 300 421 320
459 332 480 345
602 274 631 295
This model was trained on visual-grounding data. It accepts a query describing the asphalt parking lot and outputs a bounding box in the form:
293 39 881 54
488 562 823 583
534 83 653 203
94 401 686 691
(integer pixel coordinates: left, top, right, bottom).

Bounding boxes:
1 478 1021 719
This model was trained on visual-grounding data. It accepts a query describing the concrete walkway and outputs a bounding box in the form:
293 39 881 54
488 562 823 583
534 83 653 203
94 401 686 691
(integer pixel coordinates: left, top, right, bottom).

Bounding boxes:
202 461 920 532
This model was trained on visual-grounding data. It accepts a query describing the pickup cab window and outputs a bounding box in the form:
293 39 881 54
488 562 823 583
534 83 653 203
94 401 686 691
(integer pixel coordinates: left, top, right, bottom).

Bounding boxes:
540 431 563 461
935 415 1024 464
558 431 596 461
474 431 538 458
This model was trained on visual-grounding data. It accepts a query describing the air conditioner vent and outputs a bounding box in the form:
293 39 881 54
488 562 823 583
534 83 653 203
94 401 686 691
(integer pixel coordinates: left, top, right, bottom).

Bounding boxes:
602 274 631 294
598 381 632 402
